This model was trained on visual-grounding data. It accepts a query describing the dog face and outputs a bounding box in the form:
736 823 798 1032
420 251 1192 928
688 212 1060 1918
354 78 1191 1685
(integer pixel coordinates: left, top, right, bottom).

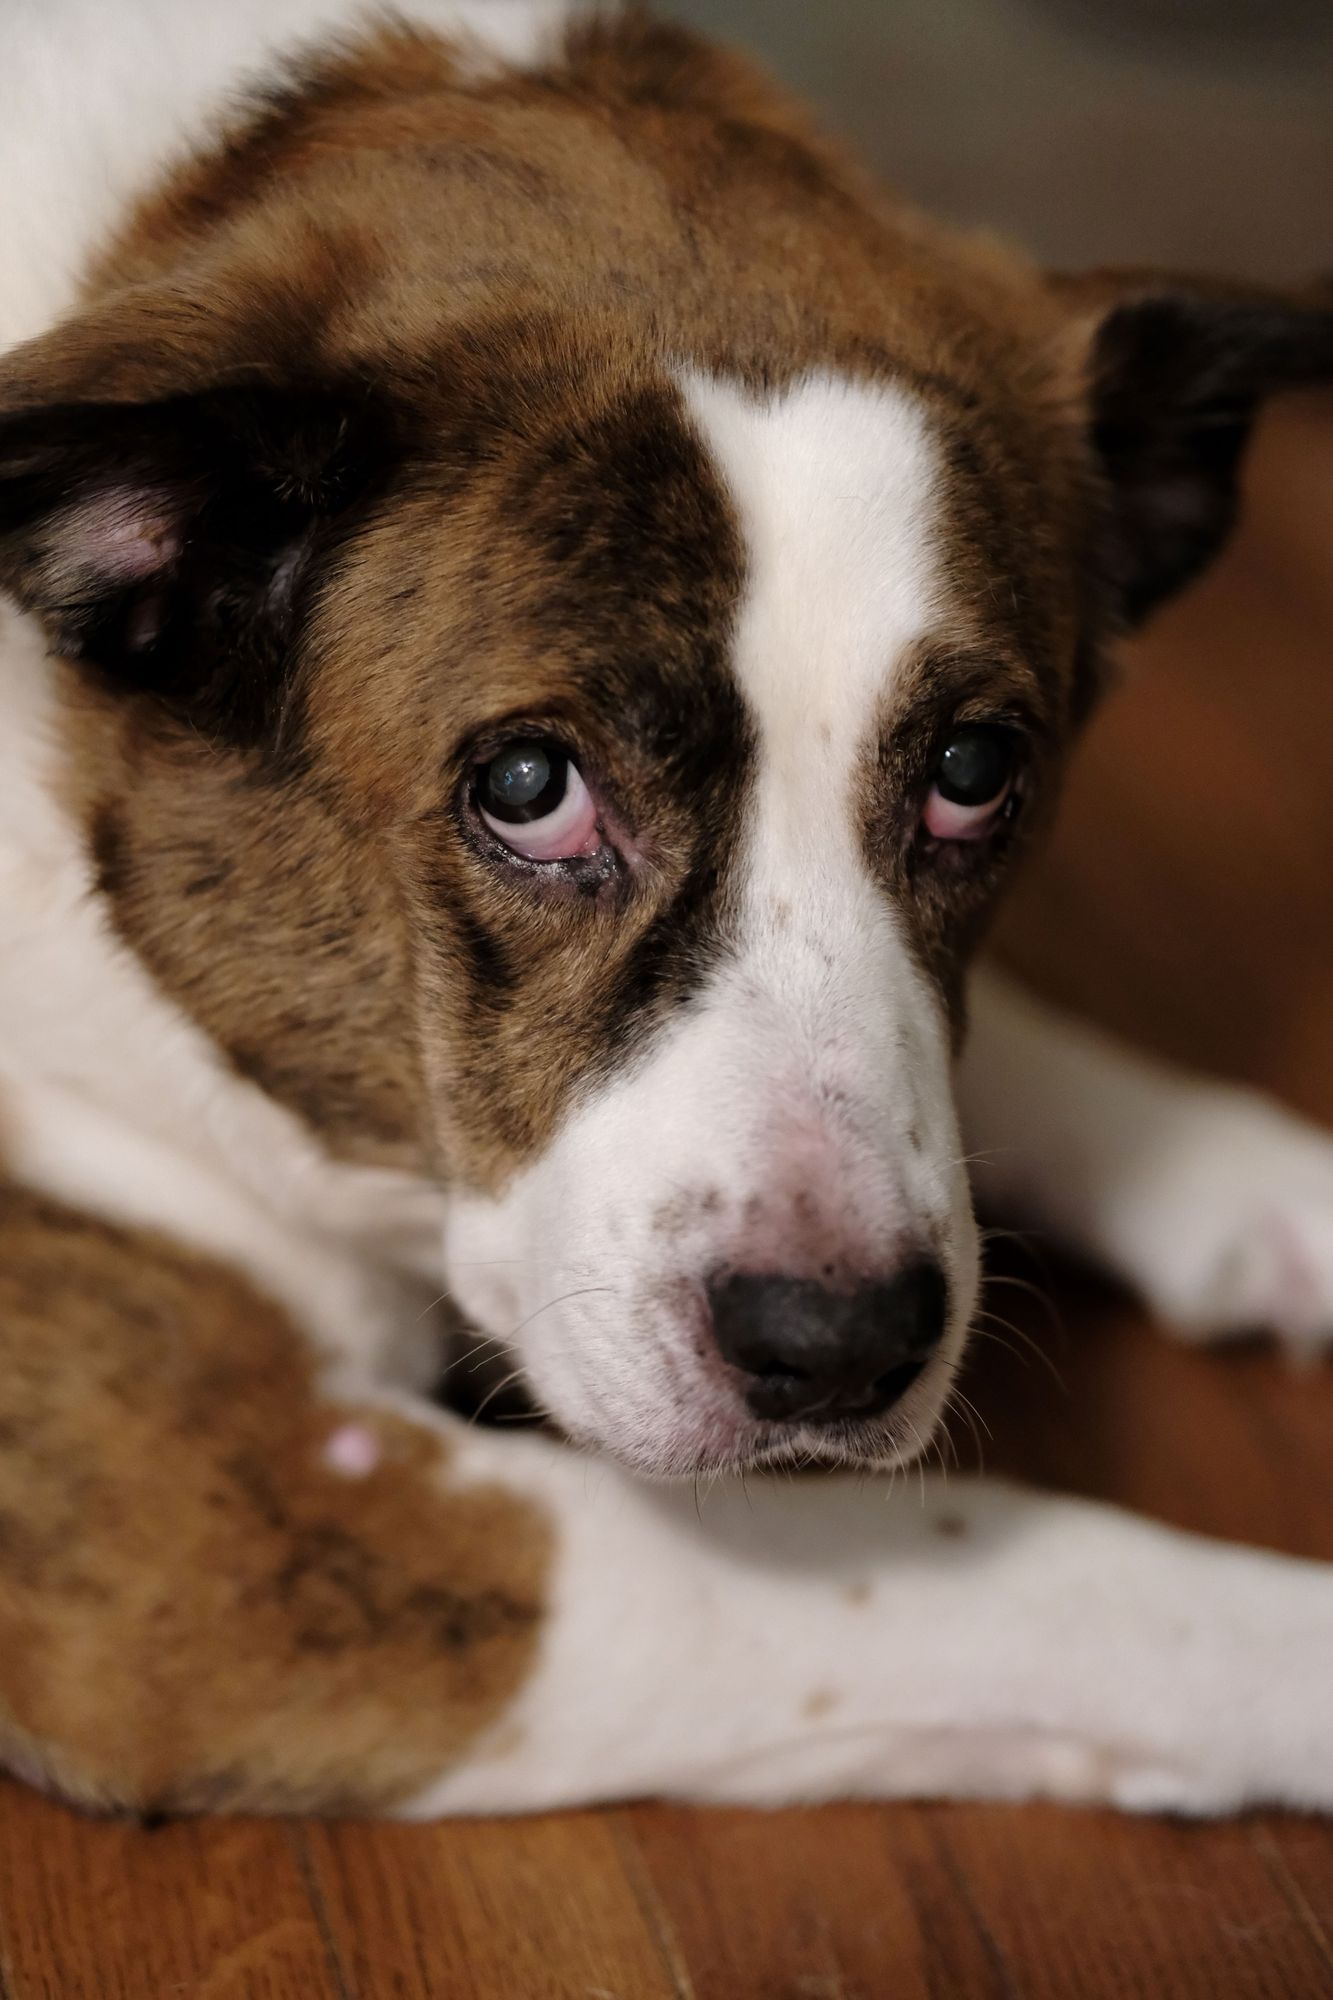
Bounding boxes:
3 14 1331 1473
434 364 1065 1473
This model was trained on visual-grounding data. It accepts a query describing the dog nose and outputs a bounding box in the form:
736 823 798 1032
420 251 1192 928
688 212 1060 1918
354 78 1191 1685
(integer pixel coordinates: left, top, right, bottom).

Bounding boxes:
707 1263 948 1423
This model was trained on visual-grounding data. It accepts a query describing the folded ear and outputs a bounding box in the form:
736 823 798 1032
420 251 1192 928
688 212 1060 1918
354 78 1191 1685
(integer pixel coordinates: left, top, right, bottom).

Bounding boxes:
1053 270 1333 628
0 284 396 747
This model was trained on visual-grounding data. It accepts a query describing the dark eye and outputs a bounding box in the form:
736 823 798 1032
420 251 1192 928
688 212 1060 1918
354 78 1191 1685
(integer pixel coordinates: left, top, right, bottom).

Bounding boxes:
922 726 1018 842
475 740 600 860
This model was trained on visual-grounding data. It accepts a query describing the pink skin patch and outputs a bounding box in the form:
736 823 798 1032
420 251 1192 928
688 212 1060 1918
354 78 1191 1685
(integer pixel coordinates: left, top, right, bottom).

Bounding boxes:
65 485 181 583
921 781 1012 842
323 1422 381 1478
481 761 601 861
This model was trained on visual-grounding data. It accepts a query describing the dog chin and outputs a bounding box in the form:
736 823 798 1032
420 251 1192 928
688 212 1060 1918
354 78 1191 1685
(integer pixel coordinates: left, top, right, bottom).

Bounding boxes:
566 1386 955 1483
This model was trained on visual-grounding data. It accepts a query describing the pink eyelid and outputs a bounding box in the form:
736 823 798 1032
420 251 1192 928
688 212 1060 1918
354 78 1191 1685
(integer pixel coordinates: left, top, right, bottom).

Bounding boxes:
921 781 1012 843
479 761 602 862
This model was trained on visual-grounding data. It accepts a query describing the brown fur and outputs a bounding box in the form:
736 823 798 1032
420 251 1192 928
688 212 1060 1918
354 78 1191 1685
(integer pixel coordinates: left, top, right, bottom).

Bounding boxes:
0 13 1106 1186
855 622 1094 1029
1 4 1331 1824
54 348 752 1184
77 699 429 1165
4 0 1322 1171
0 1179 550 1814
0 14 1324 1179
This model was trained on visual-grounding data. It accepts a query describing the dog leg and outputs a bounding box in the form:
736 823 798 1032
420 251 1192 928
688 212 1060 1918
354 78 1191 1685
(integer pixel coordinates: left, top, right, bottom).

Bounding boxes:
958 966 1333 1353
0 1180 556 1818
7 1179 1330 1822
409 1430 1333 1817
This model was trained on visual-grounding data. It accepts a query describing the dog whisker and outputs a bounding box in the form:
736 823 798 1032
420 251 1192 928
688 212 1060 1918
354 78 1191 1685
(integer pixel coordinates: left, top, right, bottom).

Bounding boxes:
972 1306 1067 1391
504 1285 619 1344
983 1269 1065 1336
467 1365 536 1427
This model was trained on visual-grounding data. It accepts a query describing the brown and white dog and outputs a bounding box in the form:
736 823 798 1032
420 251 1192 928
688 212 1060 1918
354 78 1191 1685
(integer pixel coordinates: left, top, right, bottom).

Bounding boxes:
2 0 1333 1819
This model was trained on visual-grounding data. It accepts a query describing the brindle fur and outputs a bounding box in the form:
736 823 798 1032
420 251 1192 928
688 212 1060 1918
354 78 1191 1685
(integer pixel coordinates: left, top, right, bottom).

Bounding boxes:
0 13 1104 1187
4 17 1327 1174
1 7 1331 1818
0 1178 549 1815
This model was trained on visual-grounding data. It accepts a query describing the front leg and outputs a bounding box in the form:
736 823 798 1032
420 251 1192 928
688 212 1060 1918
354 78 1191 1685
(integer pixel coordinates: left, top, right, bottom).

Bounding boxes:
957 965 1333 1353
7 1180 1330 1821
418 1429 1333 1818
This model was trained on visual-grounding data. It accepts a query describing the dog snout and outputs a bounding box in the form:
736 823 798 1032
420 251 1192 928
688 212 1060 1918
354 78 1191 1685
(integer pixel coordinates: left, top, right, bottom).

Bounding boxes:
706 1261 949 1423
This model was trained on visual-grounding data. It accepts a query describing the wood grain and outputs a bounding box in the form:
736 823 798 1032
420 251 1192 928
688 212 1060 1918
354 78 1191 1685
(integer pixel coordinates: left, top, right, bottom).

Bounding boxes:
620 1801 1018 2000
922 1804 1332 2000
1 400 1331 1999
0 1797 339 2000
300 1814 687 2000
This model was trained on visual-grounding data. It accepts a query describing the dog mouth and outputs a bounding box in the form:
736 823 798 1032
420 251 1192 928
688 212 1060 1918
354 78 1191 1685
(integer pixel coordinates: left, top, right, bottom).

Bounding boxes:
729 1378 947 1476
435 1345 943 1475
741 1353 930 1425
478 1361 950 1481
435 1285 962 1478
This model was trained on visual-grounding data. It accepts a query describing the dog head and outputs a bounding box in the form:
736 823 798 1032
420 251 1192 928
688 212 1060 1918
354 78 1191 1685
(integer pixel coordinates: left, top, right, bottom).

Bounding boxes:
3 14 1331 1473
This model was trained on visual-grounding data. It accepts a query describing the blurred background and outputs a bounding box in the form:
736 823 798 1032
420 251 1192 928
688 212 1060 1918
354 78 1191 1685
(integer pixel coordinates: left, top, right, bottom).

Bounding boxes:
668 0 1333 278
665 0 1333 1125
3 13 1331 1998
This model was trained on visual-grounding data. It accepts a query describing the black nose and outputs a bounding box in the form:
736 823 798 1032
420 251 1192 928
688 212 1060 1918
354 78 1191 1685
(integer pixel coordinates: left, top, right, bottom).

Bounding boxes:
707 1263 948 1423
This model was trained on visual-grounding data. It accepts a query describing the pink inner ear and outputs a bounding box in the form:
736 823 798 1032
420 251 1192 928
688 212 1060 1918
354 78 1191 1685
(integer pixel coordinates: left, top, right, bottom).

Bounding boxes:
60 484 182 584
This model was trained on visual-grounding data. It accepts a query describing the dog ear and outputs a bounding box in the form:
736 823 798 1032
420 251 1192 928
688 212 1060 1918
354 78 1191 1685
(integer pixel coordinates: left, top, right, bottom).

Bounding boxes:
1052 271 1333 629
0 279 396 748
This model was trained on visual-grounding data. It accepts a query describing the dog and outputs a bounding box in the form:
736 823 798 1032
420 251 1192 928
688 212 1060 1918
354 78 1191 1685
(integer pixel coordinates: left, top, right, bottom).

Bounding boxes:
2 0 1332 1820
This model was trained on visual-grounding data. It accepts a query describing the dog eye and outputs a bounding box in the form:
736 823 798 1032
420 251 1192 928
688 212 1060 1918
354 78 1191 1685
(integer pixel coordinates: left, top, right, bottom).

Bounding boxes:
475 741 600 861
921 726 1017 842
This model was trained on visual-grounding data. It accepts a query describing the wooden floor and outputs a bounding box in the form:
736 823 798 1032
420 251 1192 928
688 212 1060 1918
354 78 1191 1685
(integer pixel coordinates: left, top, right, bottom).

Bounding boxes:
2 398 1332 1999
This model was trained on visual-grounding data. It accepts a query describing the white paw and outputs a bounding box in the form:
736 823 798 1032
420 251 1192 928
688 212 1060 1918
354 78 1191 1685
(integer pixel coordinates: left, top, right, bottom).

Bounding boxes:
1119 1089 1333 1357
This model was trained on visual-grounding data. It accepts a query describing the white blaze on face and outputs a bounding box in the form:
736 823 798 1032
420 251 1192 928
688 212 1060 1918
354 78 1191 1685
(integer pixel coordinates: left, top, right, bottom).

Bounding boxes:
446 373 980 1474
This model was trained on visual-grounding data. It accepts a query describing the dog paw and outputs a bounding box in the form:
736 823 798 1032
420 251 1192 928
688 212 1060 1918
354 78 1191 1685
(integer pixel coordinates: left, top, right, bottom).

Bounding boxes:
1126 1091 1333 1357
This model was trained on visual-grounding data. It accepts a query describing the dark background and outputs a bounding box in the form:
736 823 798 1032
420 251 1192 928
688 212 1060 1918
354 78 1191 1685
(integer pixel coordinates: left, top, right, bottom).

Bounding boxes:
669 0 1333 277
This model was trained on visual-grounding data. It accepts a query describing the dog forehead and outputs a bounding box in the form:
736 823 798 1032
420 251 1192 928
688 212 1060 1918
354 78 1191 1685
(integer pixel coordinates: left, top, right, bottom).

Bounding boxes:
680 371 943 782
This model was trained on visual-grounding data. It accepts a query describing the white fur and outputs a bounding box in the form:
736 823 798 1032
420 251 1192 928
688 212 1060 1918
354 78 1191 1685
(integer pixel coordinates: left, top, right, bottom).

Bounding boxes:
445 375 978 1473
3 0 1332 1827
0 0 578 347
0 603 447 1378
960 967 1333 1354
323 1403 1333 1818
0 0 578 1371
